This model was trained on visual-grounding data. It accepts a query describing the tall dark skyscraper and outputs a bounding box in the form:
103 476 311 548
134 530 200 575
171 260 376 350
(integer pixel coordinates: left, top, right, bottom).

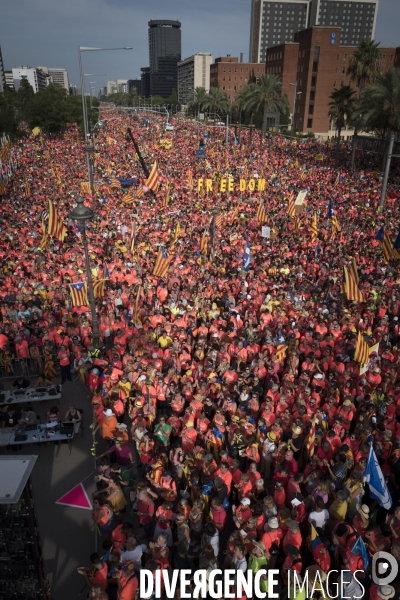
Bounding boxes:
148 19 181 98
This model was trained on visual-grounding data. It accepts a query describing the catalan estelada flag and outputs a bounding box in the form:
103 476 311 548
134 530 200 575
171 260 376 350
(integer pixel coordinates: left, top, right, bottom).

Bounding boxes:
122 191 135 204
274 330 288 363
214 213 223 229
93 279 106 299
344 266 364 302
146 161 159 193
376 226 393 263
69 282 88 306
311 212 318 243
80 182 91 195
48 200 67 243
327 199 341 234
110 178 122 189
354 331 370 365
256 200 267 224
153 247 170 277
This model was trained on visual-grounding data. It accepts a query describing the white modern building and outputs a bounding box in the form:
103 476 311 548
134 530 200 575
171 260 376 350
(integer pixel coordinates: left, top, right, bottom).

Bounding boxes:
117 79 128 93
12 67 49 93
177 52 212 103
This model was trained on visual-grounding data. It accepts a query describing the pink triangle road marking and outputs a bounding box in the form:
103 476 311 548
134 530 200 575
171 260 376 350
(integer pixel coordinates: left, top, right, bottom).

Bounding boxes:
56 483 92 510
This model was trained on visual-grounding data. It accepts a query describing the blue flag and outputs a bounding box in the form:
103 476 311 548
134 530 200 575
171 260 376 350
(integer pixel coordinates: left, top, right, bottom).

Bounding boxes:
327 199 335 218
351 536 369 569
375 226 385 241
243 240 250 271
277 329 286 345
364 445 392 509
105 263 110 278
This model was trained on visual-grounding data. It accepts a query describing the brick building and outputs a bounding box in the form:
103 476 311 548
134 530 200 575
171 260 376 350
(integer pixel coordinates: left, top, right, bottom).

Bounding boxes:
209 56 266 101
265 26 400 137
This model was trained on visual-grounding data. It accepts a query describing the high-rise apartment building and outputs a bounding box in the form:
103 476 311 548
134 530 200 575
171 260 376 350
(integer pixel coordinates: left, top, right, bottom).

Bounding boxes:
308 0 378 46
0 46 6 93
12 67 49 93
49 68 69 90
250 0 378 63
177 52 212 104
148 19 181 98
249 0 310 63
5 71 14 90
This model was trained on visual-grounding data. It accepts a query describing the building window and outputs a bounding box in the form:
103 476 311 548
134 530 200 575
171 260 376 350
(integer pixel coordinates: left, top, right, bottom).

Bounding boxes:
307 119 313 128
337 54 340 60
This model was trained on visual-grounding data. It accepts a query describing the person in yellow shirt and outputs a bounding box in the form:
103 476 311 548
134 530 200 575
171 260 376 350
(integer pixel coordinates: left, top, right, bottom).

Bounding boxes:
328 490 348 525
158 331 172 349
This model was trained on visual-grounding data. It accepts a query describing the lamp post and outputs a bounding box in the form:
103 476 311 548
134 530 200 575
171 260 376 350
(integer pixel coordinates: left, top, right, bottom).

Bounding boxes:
78 46 133 207
290 82 302 145
68 196 100 348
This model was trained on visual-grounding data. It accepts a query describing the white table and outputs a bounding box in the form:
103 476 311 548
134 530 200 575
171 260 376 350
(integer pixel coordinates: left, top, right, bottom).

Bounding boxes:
4 386 62 405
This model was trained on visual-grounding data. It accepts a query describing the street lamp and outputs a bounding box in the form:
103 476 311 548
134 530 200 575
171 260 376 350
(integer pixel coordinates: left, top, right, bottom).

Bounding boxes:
78 46 133 206
290 82 302 145
68 196 100 348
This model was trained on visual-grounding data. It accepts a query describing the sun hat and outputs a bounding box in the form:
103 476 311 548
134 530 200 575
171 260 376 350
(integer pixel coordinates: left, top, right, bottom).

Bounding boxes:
241 498 251 506
103 409 114 417
117 423 127 430
377 586 395 599
268 517 279 529
267 431 277 442
359 505 370 517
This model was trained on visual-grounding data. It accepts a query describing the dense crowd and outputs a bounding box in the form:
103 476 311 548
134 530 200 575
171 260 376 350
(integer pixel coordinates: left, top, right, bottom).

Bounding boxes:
1 109 400 600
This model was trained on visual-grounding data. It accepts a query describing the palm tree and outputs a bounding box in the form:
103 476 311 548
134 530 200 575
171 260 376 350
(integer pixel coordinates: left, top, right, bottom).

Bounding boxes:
240 74 286 143
203 87 230 117
328 86 356 165
347 39 383 171
357 67 400 208
187 87 208 116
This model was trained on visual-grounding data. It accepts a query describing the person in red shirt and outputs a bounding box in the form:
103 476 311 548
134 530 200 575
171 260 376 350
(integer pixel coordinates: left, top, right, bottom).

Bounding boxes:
136 490 155 535
58 344 71 384
113 563 138 600
77 553 108 591
283 520 302 554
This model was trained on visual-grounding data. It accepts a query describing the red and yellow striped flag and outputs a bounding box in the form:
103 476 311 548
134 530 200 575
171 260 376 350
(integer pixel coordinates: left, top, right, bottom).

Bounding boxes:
215 214 223 229
200 230 209 255
110 178 122 189
135 183 144 199
93 279 106 299
306 419 316 458
153 247 170 277
344 267 364 302
69 282 88 307
171 222 181 246
122 191 135 204
80 182 91 195
24 177 31 198
145 161 159 193
311 212 317 243
48 201 67 243
294 216 301 231
288 194 296 218
256 200 267 224
188 170 194 189
39 218 49 251
354 331 370 365
230 206 239 225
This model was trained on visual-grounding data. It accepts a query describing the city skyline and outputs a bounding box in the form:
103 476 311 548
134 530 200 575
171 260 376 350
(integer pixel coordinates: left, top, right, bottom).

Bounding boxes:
0 0 398 96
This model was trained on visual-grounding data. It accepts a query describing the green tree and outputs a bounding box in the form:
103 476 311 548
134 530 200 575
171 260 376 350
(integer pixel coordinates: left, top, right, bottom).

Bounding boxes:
328 85 356 165
357 67 400 182
203 87 230 117
0 88 18 137
240 74 286 142
15 76 35 120
347 39 383 171
187 87 207 116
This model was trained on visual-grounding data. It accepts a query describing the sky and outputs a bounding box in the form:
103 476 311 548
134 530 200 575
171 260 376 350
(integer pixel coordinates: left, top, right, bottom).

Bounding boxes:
0 0 398 94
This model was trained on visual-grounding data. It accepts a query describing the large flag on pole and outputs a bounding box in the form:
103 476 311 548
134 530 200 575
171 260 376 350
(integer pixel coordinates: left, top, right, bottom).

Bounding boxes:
69 282 88 306
364 445 392 509
344 266 364 302
145 161 159 193
153 247 170 277
48 200 67 243
354 331 370 365
256 200 267 224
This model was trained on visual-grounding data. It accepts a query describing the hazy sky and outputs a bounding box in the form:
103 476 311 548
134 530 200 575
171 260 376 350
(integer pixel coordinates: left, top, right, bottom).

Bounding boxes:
1 0 398 93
